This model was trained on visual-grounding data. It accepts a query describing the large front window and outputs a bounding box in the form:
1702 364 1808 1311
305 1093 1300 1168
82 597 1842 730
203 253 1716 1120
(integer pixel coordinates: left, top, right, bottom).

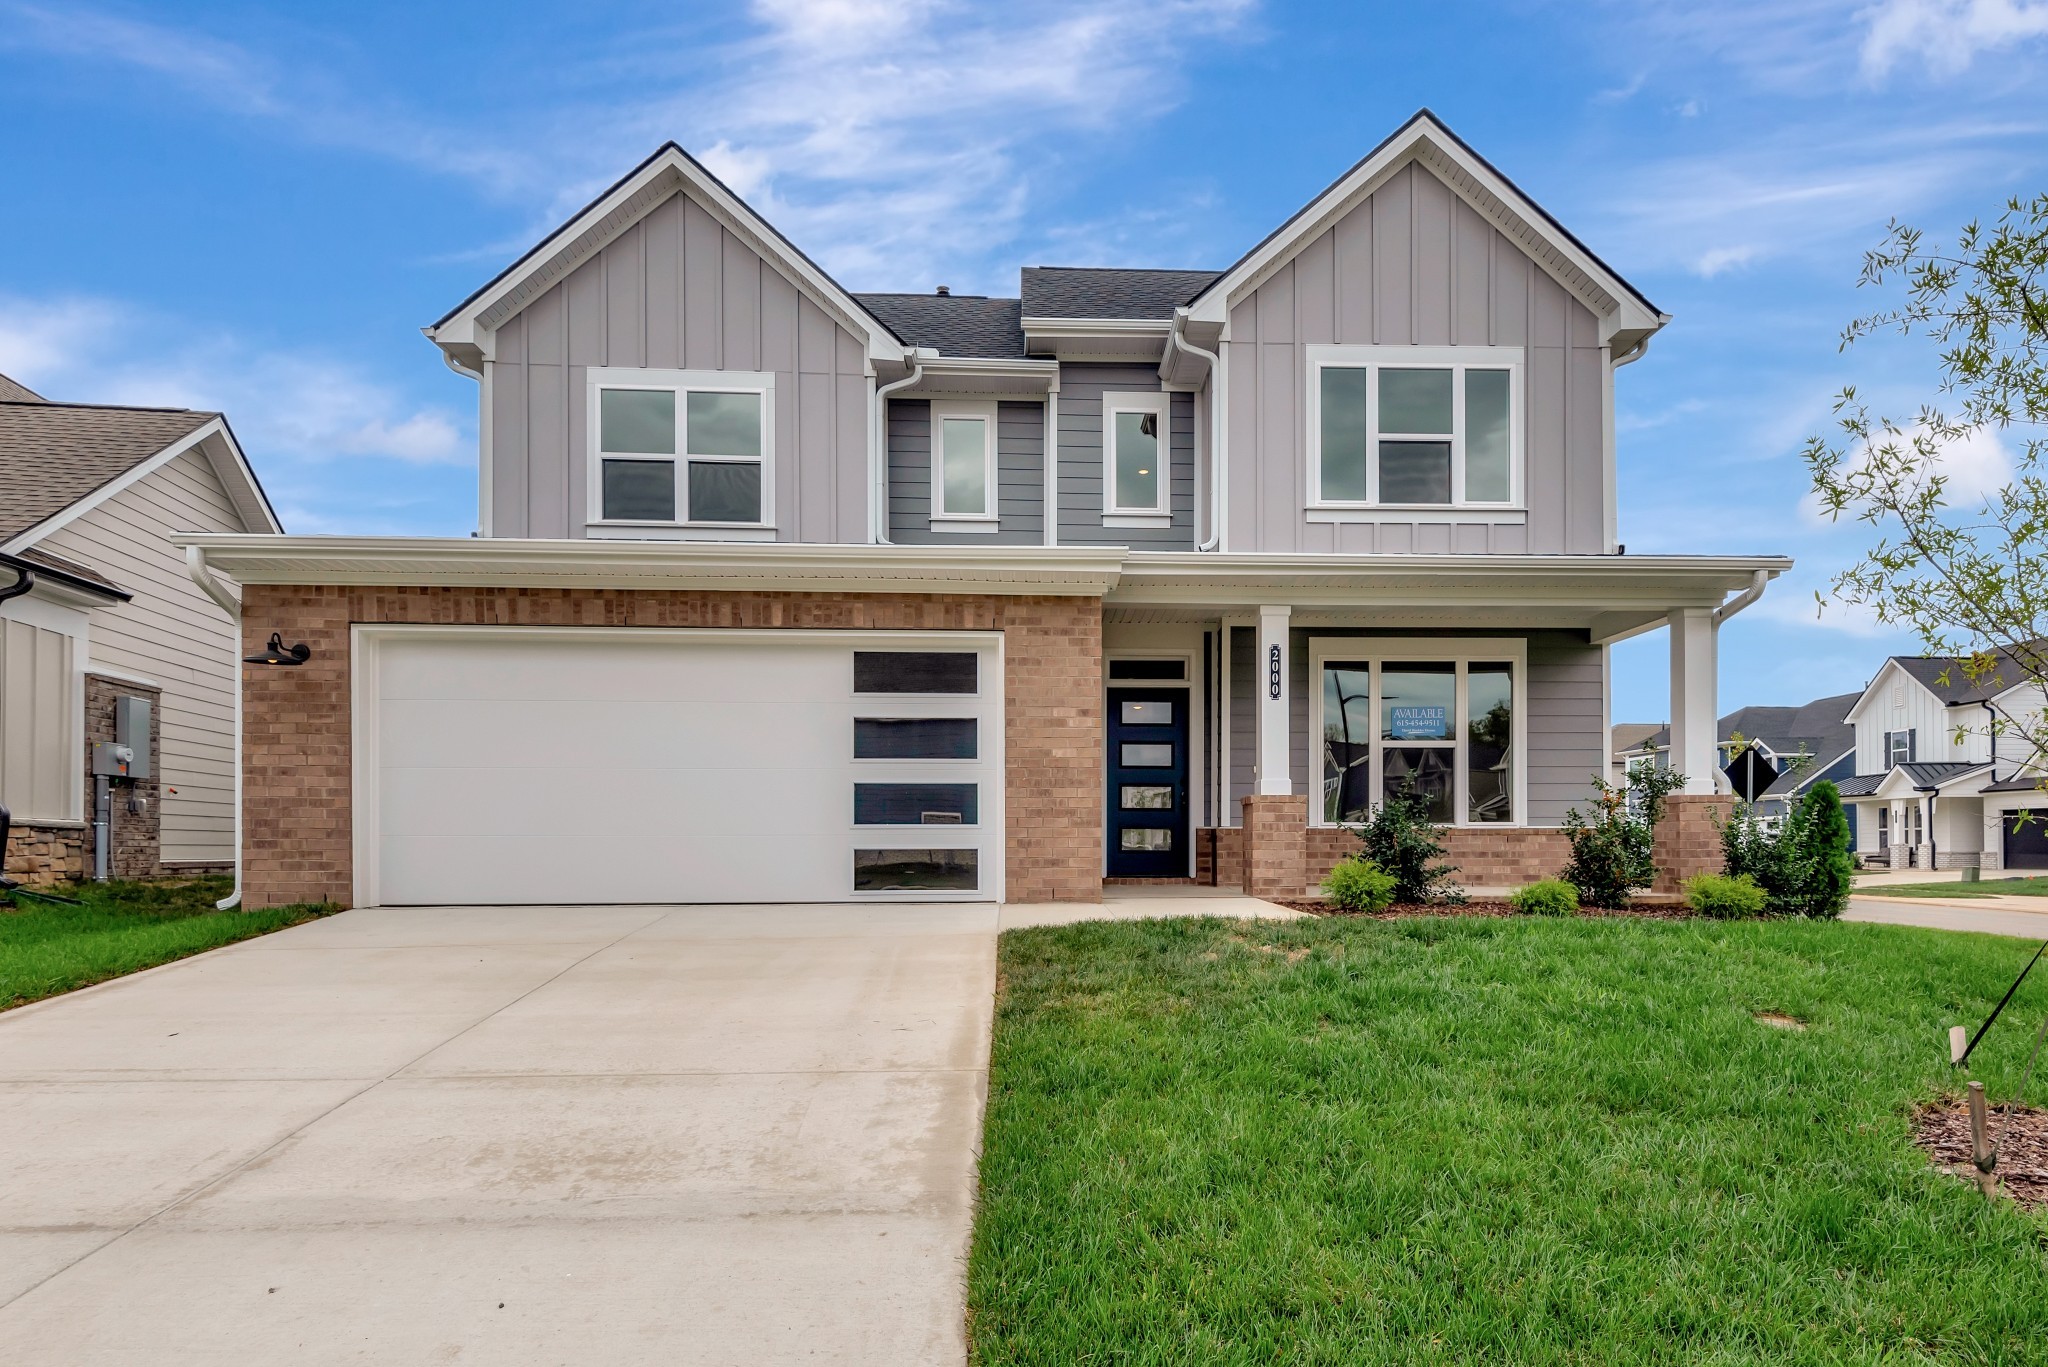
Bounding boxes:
590 369 772 526
1309 346 1519 508
1317 649 1519 825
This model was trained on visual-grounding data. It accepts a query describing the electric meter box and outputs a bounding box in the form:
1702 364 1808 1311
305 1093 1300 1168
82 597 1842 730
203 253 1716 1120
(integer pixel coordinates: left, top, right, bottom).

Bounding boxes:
114 695 151 780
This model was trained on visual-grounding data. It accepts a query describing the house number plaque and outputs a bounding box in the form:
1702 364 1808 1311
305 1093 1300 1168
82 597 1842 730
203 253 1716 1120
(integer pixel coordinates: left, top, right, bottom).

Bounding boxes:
1267 644 1282 699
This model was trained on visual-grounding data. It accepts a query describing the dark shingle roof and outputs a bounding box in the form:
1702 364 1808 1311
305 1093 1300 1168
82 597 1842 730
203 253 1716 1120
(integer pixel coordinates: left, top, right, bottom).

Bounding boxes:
1986 775 2048 794
1835 774 1885 797
851 294 1025 359
0 372 45 403
0 548 129 600
1629 692 1860 768
1019 267 1223 321
0 400 217 543
1893 646 2048 704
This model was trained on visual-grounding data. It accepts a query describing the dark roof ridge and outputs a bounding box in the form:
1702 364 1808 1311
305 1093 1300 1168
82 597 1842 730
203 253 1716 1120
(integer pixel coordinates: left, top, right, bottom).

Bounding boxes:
0 398 208 416
1025 264 1224 274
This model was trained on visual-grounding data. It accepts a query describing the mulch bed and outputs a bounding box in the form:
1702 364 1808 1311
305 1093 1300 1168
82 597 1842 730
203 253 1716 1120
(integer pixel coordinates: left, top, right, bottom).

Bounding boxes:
1279 898 1696 921
1915 1099 2048 1211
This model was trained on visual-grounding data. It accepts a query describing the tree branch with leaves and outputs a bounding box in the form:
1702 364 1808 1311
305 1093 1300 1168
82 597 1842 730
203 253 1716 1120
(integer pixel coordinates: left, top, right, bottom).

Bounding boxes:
1805 194 2048 777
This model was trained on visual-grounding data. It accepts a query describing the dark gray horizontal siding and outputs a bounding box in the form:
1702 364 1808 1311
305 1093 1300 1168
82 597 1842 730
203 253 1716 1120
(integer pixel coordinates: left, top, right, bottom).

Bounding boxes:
1229 624 1254 817
886 398 1045 545
1055 362 1195 550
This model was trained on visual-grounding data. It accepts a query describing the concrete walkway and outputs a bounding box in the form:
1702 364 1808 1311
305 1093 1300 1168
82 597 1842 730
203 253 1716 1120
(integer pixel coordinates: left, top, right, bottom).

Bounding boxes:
1846 896 2048 939
0 903 999 1365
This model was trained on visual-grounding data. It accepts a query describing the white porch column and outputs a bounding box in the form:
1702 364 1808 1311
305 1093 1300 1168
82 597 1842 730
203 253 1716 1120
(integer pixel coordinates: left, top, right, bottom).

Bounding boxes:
1668 607 1718 795
1256 604 1292 795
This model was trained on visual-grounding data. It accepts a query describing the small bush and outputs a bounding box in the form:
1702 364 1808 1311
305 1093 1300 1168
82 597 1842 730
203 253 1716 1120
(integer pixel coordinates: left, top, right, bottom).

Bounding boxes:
1322 858 1398 913
1562 763 1688 909
1346 789 1465 905
1685 872 1769 919
1510 879 1579 916
1719 780 1855 918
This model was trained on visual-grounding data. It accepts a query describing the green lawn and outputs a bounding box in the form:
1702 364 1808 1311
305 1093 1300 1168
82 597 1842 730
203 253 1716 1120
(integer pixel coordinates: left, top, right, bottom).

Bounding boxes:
971 915 2048 1365
1858 876 2048 900
1 876 338 1011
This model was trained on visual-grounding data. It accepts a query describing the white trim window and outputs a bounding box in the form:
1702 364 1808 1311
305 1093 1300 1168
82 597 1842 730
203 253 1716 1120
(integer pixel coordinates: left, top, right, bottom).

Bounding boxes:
587 367 774 528
1305 345 1521 509
929 400 998 530
1309 638 1528 827
1102 391 1172 523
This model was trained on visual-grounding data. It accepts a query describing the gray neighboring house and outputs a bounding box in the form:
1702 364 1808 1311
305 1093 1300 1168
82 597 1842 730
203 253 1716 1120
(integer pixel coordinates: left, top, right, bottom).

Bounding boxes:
0 376 279 883
1614 692 1860 830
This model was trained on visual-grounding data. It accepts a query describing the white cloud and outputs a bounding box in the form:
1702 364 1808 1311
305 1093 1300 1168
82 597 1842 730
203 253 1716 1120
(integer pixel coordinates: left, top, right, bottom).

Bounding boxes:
0 294 469 469
1694 245 1757 276
1861 0 2048 78
1798 419 2016 524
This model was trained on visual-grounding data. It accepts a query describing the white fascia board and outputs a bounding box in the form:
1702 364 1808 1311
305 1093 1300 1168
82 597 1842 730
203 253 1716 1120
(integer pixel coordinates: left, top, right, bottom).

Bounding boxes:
172 534 1126 598
1184 113 1664 344
1019 318 1174 335
427 146 904 367
0 418 227 556
197 424 285 535
900 357 1061 396
1843 658 1924 724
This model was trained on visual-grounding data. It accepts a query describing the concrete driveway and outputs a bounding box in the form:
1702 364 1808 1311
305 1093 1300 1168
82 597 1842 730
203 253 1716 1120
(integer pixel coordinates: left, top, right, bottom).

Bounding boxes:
0 903 997 1366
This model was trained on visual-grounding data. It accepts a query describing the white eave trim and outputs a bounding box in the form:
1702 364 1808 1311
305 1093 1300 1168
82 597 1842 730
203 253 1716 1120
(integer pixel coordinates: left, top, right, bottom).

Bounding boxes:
1183 112 1664 344
426 145 903 366
1020 317 1174 335
172 534 1125 598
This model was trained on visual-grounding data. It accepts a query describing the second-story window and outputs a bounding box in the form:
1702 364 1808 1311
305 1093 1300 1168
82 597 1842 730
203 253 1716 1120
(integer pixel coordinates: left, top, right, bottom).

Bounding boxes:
1307 346 1520 509
929 400 998 525
590 368 772 526
1103 391 1172 521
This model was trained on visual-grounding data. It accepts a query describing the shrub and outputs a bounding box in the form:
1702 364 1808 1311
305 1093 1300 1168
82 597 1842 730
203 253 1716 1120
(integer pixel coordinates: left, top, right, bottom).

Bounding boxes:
1684 872 1768 919
1346 788 1465 905
1719 780 1854 919
1322 858 1398 912
1561 763 1688 909
1510 878 1579 916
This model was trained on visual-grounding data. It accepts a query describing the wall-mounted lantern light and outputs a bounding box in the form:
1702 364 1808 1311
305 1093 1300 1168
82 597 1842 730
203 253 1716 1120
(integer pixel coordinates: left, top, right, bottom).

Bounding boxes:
244 632 312 667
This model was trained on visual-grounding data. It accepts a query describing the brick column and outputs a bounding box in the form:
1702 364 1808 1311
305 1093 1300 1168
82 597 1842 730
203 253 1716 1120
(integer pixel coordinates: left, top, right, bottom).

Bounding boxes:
1240 794 1307 901
1652 794 1734 893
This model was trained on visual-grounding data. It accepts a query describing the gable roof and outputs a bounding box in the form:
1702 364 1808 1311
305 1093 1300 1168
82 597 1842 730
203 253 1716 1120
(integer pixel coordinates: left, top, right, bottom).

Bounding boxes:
428 143 905 367
0 400 280 549
853 293 1025 359
0 372 45 403
0 547 130 602
1893 644 2048 704
1183 108 1665 347
1626 691 1860 764
1019 267 1222 322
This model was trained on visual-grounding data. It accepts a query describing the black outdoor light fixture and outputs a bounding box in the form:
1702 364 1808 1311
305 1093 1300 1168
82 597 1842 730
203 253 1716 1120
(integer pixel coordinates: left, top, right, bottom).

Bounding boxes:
245 632 312 667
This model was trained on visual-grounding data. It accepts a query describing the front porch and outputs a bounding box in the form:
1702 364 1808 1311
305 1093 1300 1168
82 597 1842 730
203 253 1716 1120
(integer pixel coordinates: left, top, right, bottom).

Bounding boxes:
1097 552 1783 899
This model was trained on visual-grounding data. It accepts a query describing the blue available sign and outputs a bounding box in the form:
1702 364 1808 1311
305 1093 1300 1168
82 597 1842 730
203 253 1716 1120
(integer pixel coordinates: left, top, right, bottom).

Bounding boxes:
1388 705 1449 740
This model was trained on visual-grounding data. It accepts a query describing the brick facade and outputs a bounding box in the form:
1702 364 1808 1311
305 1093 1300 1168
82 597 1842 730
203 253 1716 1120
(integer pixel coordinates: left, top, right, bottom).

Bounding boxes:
84 673 163 880
1650 794 1734 894
237 585 1103 909
1239 795 1309 900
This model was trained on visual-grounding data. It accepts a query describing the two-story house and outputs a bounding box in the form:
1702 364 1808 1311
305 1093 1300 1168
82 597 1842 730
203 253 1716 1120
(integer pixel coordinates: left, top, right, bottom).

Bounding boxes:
1613 692 1859 825
179 111 1788 910
1834 645 2048 872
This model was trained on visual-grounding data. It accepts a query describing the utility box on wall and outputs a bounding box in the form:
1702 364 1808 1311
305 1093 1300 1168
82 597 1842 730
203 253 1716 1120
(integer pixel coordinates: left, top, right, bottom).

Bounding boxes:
114 695 151 780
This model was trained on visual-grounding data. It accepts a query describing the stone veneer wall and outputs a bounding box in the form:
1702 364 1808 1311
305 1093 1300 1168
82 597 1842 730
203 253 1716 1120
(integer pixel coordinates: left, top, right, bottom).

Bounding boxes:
4 673 162 886
238 585 1103 910
3 822 86 884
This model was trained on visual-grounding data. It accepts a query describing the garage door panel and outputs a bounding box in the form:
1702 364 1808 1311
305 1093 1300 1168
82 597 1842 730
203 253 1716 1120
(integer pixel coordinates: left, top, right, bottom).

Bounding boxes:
380 640 852 705
380 834 854 906
367 631 998 906
381 698 846 773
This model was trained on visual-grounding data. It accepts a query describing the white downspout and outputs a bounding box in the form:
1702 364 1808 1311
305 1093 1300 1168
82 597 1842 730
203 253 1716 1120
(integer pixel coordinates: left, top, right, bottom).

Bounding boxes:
440 351 487 537
185 545 243 910
1169 309 1224 551
1712 569 1771 626
872 351 925 545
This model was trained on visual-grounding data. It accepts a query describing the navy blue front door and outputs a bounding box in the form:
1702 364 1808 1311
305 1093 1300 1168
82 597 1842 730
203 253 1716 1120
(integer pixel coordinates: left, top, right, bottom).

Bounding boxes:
1106 688 1188 876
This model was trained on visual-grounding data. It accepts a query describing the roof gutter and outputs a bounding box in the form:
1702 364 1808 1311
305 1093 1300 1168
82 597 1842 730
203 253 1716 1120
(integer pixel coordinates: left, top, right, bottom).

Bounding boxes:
185 546 244 911
1712 568 1771 626
871 352 926 545
0 561 32 608
1168 309 1223 552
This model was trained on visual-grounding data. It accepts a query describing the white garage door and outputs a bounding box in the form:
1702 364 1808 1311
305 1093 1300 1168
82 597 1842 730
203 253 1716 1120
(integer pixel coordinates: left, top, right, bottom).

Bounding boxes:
357 627 1002 906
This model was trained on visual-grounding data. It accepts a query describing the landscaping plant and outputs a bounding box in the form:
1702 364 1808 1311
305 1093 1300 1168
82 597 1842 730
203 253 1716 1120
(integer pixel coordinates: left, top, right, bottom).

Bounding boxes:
1509 878 1579 916
1683 872 1769 919
1560 762 1688 909
1720 780 1855 919
1345 788 1464 904
1320 858 1397 913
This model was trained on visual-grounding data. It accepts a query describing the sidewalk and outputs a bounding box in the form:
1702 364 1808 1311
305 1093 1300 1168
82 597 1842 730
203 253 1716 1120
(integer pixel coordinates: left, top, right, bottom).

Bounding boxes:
1846 896 2048 940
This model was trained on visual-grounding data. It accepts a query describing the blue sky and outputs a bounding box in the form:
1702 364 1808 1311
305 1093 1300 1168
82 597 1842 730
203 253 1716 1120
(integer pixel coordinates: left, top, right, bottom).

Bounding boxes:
4 0 2047 722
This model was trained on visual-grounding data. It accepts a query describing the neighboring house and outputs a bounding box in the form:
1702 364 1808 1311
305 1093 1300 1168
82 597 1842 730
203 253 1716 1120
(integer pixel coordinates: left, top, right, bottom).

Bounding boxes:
181 109 1787 910
1607 722 1663 787
0 377 279 883
1614 692 1859 826
1832 646 2048 872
